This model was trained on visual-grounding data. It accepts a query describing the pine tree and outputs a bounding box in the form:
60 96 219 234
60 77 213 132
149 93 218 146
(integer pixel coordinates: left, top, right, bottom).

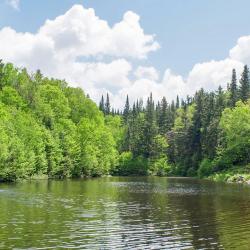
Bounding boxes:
229 69 238 107
215 86 225 115
239 65 250 102
201 92 217 159
155 101 161 127
170 100 176 126
132 103 137 118
159 97 169 135
189 90 204 172
136 98 143 113
99 95 105 113
123 95 130 123
176 95 180 109
143 93 157 157
105 93 111 115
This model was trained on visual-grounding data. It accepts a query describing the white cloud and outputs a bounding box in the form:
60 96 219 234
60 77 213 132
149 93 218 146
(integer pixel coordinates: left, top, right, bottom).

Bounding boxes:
0 4 160 107
116 70 184 107
6 0 20 10
134 66 159 81
0 4 249 109
56 59 132 96
186 59 244 92
229 35 250 64
38 5 159 59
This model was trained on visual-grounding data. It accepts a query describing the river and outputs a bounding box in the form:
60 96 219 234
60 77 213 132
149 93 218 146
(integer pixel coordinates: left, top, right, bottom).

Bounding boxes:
0 177 250 249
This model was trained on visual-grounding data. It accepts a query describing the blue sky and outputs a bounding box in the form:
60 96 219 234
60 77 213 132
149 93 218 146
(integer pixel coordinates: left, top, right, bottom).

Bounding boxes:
1 0 250 107
1 0 250 75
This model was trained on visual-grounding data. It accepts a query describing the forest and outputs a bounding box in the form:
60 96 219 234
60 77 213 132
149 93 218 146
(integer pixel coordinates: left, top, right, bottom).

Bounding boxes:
0 60 249 181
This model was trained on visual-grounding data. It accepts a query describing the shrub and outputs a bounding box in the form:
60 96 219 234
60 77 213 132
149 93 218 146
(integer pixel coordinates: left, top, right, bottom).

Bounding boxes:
113 152 148 176
149 157 171 176
198 158 213 178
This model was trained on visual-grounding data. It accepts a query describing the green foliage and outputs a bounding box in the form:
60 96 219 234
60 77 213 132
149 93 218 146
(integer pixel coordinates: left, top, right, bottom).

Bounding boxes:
77 118 118 177
65 87 103 124
1 61 250 181
0 103 47 181
209 165 250 182
35 84 71 128
0 86 26 109
218 100 250 167
105 115 125 151
229 69 238 107
239 65 250 102
114 152 148 176
116 66 250 178
198 159 213 178
0 62 119 181
149 156 171 176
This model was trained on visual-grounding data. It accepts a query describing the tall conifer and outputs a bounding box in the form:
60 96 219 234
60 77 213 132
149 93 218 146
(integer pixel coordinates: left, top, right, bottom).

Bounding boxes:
239 65 250 102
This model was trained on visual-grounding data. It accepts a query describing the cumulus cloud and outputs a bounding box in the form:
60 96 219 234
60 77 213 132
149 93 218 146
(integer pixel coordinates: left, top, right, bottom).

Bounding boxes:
0 4 249 108
229 35 250 64
116 69 185 107
0 4 160 106
134 66 159 81
186 59 244 92
6 0 20 10
38 5 159 59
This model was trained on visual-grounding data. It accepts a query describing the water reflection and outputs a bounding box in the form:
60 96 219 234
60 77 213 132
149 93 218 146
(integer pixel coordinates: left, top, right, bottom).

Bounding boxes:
0 177 250 249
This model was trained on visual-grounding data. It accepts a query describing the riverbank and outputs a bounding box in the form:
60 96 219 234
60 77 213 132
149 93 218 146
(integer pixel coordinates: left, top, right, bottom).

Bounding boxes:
207 165 250 184
1 165 250 184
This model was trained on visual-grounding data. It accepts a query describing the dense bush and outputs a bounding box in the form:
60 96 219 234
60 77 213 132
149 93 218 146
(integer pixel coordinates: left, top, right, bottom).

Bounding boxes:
198 159 213 178
113 152 148 176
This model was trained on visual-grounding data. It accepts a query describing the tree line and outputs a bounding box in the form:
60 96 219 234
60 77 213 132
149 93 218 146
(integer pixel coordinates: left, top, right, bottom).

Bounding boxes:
100 65 250 177
0 60 249 181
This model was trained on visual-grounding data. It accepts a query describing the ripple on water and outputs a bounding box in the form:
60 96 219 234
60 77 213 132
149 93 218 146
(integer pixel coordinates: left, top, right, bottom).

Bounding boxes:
1 177 250 249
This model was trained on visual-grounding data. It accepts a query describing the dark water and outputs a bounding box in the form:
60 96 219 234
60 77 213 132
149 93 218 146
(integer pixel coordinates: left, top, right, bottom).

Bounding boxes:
0 177 250 249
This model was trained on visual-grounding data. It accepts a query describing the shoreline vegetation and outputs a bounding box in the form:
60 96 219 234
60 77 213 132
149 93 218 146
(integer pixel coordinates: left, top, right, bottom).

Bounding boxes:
0 60 249 183
208 165 250 184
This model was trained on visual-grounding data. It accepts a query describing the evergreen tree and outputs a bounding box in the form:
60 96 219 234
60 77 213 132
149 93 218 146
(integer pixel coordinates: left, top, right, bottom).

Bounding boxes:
159 97 170 135
142 93 157 157
215 86 225 115
123 95 130 123
239 65 250 102
176 95 180 109
229 69 238 107
1 60 250 180
105 93 111 115
99 95 105 113
155 101 161 127
189 90 204 172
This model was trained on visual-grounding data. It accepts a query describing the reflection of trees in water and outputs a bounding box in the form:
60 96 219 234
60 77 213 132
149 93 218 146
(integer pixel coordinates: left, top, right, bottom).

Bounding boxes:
212 183 250 249
1 178 250 249
115 177 222 248
109 177 173 247
112 177 195 247
166 183 221 249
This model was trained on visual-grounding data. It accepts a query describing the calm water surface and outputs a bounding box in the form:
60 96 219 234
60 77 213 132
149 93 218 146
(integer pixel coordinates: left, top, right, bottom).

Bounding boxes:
0 177 250 249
